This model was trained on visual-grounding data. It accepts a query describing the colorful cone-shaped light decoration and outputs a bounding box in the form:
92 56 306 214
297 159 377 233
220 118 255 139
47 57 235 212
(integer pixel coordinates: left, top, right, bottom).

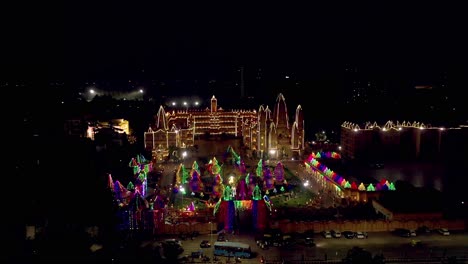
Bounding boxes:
367 183 375 191
358 183 366 191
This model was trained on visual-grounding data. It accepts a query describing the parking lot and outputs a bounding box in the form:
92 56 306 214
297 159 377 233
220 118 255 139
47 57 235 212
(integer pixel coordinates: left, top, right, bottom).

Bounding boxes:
168 230 468 264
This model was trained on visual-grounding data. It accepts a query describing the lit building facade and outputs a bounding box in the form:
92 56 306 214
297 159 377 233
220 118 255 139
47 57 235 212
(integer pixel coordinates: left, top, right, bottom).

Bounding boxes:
340 120 463 161
144 94 305 160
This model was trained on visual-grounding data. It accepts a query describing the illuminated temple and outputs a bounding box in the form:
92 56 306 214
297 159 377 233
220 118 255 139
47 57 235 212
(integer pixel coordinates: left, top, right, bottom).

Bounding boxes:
144 94 305 159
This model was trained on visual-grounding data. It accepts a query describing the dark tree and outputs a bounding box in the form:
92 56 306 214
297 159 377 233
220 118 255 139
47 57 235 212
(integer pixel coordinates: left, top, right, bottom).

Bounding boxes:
343 246 372 264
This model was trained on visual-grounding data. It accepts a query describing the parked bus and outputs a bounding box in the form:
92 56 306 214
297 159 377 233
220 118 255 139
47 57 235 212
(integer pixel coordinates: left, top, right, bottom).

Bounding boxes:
213 241 252 258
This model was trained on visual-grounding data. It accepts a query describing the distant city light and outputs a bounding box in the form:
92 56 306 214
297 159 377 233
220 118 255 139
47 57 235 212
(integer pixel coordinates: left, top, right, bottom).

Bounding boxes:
183 101 187 106
440 127 445 131
353 128 358 132
89 89 95 94
139 89 144 93
195 101 199 106
398 127 402 131
172 102 176 106
285 75 290 79
182 151 187 158
338 146 342 150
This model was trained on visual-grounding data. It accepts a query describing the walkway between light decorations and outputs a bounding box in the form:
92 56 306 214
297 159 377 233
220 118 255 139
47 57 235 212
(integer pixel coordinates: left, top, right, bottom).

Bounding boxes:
304 152 396 197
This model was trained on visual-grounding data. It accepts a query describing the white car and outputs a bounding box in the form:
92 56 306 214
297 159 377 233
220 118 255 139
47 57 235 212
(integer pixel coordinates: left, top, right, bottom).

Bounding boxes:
355 232 367 239
321 230 332 238
437 228 450 236
331 230 341 238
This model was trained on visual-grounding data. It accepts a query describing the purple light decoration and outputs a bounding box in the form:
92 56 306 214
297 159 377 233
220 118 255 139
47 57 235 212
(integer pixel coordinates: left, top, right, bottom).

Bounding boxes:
335 176 343 184
263 168 274 189
376 183 382 191
274 162 285 183
239 160 247 174
189 170 202 192
189 201 195 211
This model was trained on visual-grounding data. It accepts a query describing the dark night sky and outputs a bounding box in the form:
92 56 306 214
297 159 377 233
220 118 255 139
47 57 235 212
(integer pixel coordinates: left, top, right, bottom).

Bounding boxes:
3 2 467 82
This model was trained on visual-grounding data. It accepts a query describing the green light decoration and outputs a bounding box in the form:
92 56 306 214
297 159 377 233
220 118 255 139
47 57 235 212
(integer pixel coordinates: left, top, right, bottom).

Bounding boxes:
133 166 139 175
192 161 200 174
213 198 222 216
256 159 263 177
180 186 186 194
182 166 189 184
223 185 233 201
177 164 189 185
138 171 146 182
344 181 351 188
245 173 250 185
280 186 285 192
127 182 135 191
227 145 241 165
211 157 221 175
389 182 396 191
252 184 262 200
144 164 150 173
367 183 375 191
315 152 321 158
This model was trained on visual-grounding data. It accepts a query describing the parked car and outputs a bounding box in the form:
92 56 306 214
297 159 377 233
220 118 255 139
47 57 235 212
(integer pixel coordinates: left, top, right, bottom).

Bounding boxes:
355 232 367 239
200 240 211 248
393 228 411 237
331 230 342 238
437 228 450 236
305 237 315 247
417 226 431 234
343 231 354 239
217 234 227 241
321 230 332 238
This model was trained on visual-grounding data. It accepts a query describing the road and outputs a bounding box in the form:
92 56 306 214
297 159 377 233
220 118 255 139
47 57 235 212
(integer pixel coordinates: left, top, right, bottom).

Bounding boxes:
165 231 468 264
